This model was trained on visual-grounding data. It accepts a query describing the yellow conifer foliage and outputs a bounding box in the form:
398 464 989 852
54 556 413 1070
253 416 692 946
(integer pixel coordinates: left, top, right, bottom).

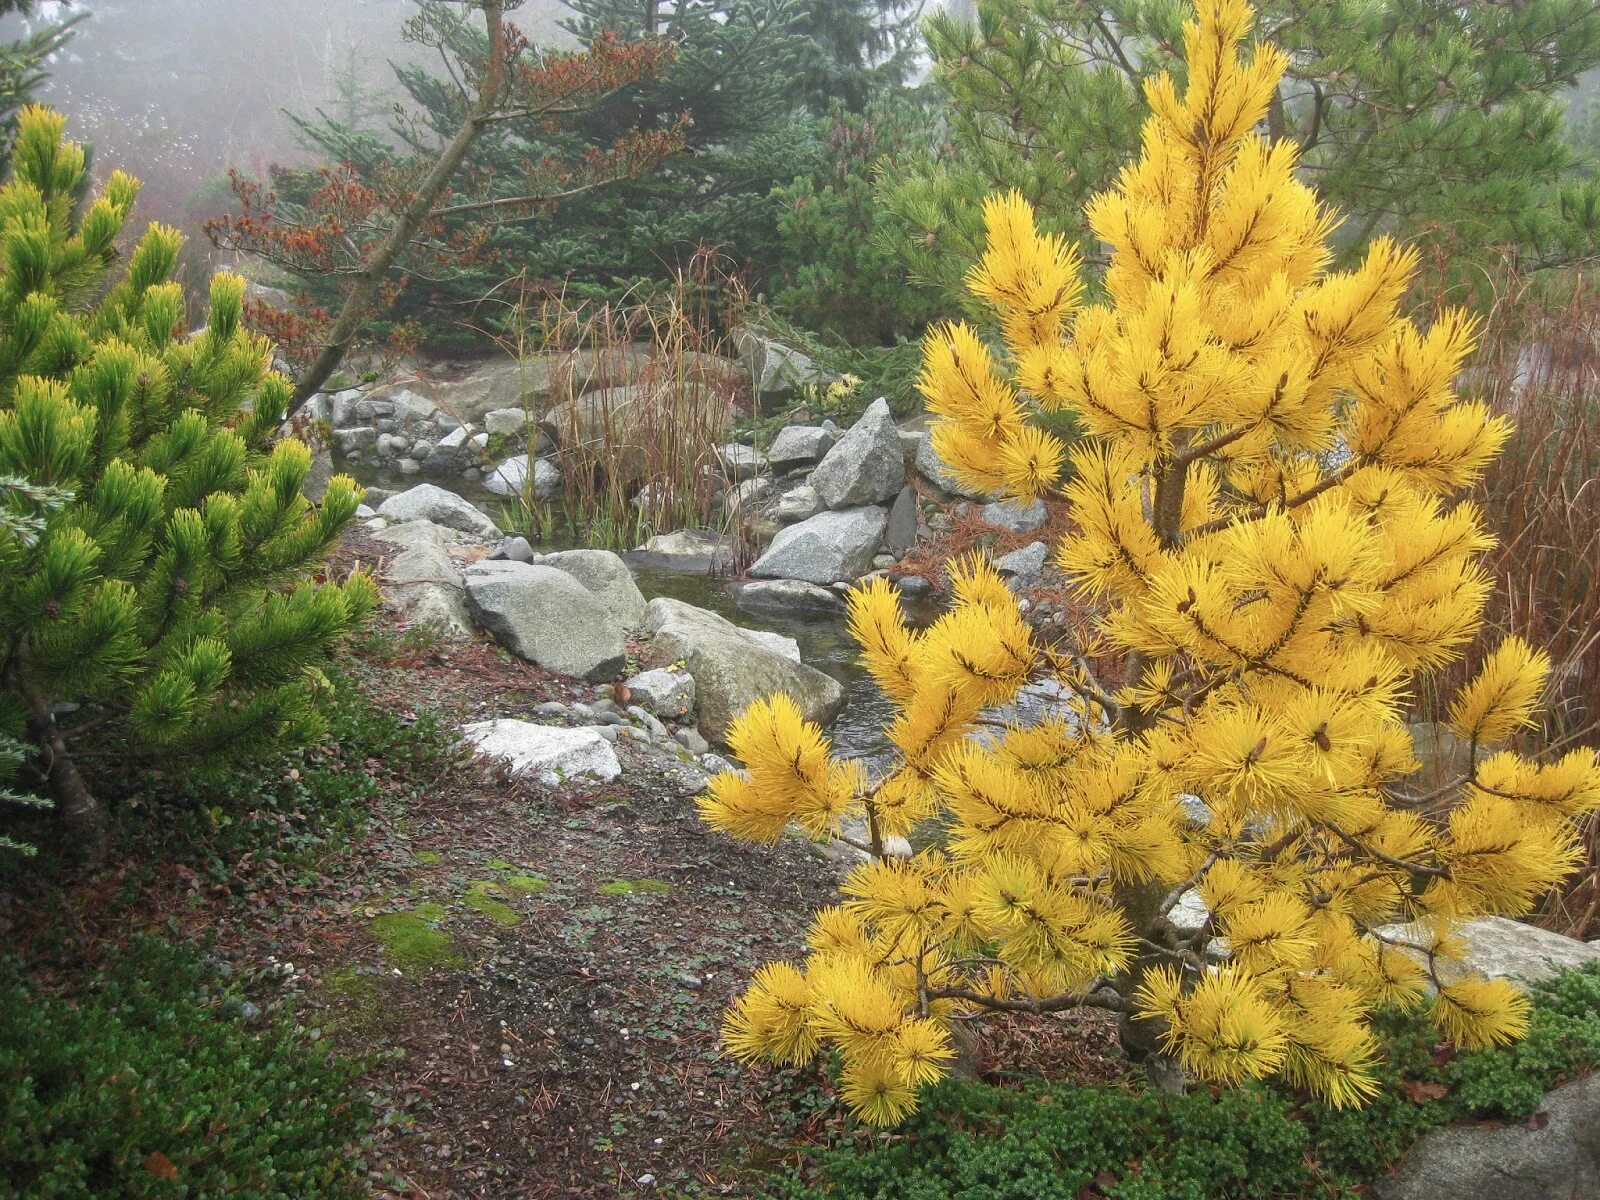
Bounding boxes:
697 0 1600 1122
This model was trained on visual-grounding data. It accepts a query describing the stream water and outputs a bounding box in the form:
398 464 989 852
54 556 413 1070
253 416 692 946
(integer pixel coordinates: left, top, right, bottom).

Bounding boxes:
347 461 908 769
625 559 906 773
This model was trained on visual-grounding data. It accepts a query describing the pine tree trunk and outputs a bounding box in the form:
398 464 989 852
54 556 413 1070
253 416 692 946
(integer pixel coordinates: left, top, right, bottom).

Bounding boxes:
1114 878 1187 1094
22 685 108 859
285 0 510 419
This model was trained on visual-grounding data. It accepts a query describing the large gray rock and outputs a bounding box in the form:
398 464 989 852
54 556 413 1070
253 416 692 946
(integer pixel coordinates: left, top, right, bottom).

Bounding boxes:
462 719 622 785
380 541 471 637
378 484 500 539
484 454 560 500
1373 1073 1600 1200
767 424 838 470
542 548 648 629
733 578 846 617
1373 916 1600 988
642 597 846 744
464 561 627 681
810 398 906 509
749 506 889 584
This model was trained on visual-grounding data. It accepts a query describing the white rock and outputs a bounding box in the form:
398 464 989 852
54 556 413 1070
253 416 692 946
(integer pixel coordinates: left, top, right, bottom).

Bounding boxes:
1372 916 1600 987
377 484 500 539
461 719 621 785
484 454 560 500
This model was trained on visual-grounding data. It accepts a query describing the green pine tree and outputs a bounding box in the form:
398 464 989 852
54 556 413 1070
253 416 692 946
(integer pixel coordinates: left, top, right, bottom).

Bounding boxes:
772 93 946 345
0 0 81 161
0 108 376 857
881 0 1600 311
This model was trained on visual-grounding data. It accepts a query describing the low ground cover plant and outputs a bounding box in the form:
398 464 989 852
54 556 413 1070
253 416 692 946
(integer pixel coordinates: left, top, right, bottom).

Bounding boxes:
0 937 374 1199
773 964 1600 1199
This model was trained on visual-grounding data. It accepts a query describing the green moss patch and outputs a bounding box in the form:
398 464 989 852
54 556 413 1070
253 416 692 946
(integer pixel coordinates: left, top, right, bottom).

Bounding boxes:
600 877 671 897
485 858 517 871
464 880 522 925
414 850 442 865
504 873 550 895
368 907 462 971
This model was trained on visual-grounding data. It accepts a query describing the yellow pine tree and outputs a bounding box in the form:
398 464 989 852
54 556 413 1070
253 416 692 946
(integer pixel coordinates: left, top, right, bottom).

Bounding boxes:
699 0 1600 1123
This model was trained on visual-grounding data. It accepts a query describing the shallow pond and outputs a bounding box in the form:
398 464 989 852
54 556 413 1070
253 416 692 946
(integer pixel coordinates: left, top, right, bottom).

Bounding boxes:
348 462 927 769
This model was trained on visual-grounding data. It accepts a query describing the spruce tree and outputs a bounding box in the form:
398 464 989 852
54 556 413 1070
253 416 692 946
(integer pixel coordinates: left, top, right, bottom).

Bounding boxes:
789 0 922 113
881 0 1600 311
701 0 1600 1123
0 108 376 857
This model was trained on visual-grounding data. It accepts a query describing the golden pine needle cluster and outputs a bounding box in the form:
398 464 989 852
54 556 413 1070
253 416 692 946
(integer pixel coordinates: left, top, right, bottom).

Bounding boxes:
699 0 1600 1124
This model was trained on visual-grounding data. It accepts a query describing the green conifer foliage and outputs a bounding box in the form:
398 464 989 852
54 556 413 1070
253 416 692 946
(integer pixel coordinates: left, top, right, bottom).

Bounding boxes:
882 0 1600 310
0 108 376 856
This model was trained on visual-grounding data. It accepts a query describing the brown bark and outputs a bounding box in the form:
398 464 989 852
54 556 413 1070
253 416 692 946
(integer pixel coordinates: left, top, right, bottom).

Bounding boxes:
22 685 107 860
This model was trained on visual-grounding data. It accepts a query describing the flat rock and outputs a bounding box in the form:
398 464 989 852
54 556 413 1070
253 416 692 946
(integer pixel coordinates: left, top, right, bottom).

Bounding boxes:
749 506 889 585
462 719 621 785
810 398 906 509
464 561 627 681
1373 1072 1600 1200
732 578 846 617
767 425 838 470
624 668 697 720
378 483 500 539
1372 916 1600 988
633 529 734 573
541 548 648 629
980 496 1049 533
642 597 846 744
